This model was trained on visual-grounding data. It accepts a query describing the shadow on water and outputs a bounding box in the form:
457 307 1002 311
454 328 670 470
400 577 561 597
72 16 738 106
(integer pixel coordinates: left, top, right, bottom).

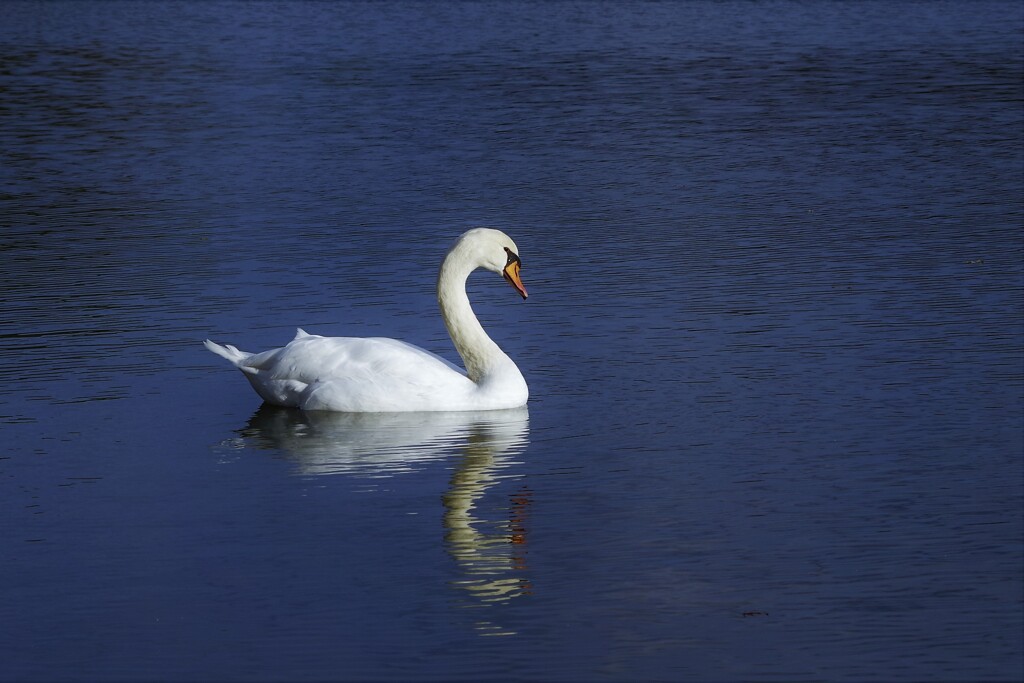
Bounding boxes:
229 405 532 635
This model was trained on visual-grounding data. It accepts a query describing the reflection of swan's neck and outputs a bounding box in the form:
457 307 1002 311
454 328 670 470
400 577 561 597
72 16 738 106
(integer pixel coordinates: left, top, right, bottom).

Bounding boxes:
437 248 509 383
442 427 531 614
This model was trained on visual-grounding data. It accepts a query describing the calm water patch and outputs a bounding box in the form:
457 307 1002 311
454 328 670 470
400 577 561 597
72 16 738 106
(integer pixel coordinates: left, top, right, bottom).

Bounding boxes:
1 1 1022 681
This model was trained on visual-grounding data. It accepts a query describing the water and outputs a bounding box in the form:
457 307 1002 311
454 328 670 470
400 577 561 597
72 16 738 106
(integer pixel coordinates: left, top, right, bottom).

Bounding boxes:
2 1 1022 680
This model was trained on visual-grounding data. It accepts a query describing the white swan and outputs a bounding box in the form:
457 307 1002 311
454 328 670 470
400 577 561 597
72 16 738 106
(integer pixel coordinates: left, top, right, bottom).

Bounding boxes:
204 228 529 412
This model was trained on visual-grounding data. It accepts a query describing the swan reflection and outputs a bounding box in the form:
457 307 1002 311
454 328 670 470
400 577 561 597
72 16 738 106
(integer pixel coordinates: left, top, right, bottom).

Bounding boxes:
443 424 533 615
233 405 531 634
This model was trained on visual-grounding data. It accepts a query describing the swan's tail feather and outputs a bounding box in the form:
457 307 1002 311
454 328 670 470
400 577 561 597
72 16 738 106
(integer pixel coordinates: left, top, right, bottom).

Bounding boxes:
295 328 311 339
204 339 253 369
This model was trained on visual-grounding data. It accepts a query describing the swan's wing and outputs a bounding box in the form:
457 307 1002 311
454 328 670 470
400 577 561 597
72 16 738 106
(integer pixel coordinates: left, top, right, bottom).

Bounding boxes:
241 334 464 381
237 333 474 411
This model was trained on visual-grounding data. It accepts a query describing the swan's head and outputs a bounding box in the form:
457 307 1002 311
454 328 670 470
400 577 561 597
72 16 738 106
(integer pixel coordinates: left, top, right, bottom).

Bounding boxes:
452 228 528 299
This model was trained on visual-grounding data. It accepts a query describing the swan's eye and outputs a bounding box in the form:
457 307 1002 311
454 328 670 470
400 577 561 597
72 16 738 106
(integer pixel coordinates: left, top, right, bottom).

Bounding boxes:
504 247 520 266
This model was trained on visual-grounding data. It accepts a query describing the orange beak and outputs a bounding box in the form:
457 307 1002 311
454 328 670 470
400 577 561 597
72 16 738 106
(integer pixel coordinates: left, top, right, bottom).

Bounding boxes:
503 260 528 299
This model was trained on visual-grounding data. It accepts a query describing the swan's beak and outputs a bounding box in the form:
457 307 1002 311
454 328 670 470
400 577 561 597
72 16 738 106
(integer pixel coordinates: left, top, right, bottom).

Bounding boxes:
503 260 528 299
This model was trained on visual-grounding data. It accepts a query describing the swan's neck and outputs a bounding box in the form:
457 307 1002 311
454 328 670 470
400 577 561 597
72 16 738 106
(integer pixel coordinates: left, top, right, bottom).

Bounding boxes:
437 252 513 384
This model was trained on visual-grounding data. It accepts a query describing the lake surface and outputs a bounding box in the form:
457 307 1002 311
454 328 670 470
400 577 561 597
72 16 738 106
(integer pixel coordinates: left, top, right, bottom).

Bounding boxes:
2 1 1022 680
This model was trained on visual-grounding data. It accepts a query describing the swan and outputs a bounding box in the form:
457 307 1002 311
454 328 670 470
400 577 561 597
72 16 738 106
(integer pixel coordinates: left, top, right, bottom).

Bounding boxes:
203 228 529 412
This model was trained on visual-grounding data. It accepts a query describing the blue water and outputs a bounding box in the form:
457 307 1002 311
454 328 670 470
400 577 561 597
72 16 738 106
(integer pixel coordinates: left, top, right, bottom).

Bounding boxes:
2 1 1022 681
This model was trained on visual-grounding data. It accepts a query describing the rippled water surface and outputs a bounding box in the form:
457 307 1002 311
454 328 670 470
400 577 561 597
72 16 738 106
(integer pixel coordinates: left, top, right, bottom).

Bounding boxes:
2 1 1022 681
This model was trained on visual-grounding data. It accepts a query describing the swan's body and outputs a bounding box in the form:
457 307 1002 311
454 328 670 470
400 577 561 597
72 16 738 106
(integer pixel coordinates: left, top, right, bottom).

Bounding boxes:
204 228 529 412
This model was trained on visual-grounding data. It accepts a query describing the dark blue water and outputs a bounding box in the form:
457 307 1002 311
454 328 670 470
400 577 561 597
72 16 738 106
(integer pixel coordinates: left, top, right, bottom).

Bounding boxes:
2 1 1022 680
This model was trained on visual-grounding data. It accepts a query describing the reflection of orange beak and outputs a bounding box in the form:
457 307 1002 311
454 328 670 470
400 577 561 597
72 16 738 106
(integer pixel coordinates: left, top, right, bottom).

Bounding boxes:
503 260 528 299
